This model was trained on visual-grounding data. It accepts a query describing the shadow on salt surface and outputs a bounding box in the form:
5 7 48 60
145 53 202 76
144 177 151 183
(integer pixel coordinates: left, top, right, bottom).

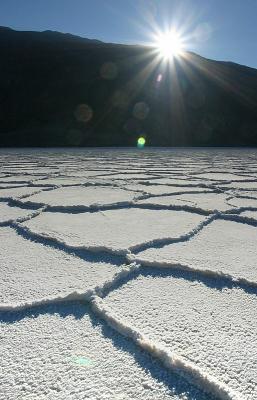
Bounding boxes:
132 267 257 297
0 301 86 323
98 261 255 299
0 202 35 223
19 185 138 208
104 269 257 399
134 219 257 285
20 208 205 254
14 223 124 266
0 302 214 400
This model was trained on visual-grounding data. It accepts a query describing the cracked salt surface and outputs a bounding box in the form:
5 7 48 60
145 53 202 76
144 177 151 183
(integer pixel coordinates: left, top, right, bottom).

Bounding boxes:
95 172 158 180
105 273 257 399
227 196 257 208
1 303 208 400
0 203 33 223
32 176 88 186
0 186 52 200
240 210 257 220
137 192 232 212
219 181 257 190
0 227 126 305
192 172 256 181
1 148 257 400
0 183 29 188
135 219 257 285
145 178 215 186
21 208 205 253
127 184 213 196
19 186 138 208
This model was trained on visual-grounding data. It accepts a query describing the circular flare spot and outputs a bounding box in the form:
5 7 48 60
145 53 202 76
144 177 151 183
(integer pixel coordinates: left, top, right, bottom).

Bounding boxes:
133 102 149 120
100 62 118 80
74 104 93 123
137 137 146 148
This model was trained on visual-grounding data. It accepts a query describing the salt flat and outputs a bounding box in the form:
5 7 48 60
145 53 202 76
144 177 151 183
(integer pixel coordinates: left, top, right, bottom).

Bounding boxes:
134 219 257 284
137 192 232 212
0 226 126 305
0 202 34 223
1 148 257 400
1 303 209 400
105 272 257 399
19 186 138 208
21 208 205 253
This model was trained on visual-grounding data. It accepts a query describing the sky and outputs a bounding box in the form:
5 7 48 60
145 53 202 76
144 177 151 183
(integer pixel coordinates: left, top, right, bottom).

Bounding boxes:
0 0 257 68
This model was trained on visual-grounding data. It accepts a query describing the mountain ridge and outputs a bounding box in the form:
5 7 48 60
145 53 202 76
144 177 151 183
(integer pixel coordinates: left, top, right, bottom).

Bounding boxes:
0 26 257 146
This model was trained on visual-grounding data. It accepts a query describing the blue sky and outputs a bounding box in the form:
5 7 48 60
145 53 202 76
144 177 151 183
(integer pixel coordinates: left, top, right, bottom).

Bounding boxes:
1 0 257 68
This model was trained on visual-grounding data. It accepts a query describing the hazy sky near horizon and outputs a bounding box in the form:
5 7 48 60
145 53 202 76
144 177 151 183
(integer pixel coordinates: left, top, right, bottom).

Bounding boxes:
1 0 257 68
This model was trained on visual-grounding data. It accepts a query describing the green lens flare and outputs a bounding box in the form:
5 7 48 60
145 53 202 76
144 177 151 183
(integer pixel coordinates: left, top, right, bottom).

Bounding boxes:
137 137 146 148
72 356 93 367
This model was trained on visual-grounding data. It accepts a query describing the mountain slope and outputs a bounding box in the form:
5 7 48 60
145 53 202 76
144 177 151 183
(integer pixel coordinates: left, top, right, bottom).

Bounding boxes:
0 27 257 146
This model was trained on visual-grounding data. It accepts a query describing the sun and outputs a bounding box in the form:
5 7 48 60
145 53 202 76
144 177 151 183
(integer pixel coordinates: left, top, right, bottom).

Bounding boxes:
156 30 183 60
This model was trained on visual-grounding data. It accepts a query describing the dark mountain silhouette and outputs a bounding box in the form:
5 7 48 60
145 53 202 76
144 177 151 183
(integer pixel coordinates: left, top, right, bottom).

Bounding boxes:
0 26 257 146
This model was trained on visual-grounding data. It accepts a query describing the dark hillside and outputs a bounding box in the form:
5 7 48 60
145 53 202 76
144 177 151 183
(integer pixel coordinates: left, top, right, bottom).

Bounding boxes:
0 27 257 146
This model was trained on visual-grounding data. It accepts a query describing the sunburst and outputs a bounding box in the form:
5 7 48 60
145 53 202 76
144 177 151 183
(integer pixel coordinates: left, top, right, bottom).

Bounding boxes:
155 30 184 60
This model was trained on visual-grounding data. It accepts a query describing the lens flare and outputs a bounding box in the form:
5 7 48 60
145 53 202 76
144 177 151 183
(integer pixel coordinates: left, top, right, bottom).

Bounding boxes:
137 137 146 148
74 104 93 123
72 356 93 367
100 62 118 80
155 30 183 60
133 102 149 120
